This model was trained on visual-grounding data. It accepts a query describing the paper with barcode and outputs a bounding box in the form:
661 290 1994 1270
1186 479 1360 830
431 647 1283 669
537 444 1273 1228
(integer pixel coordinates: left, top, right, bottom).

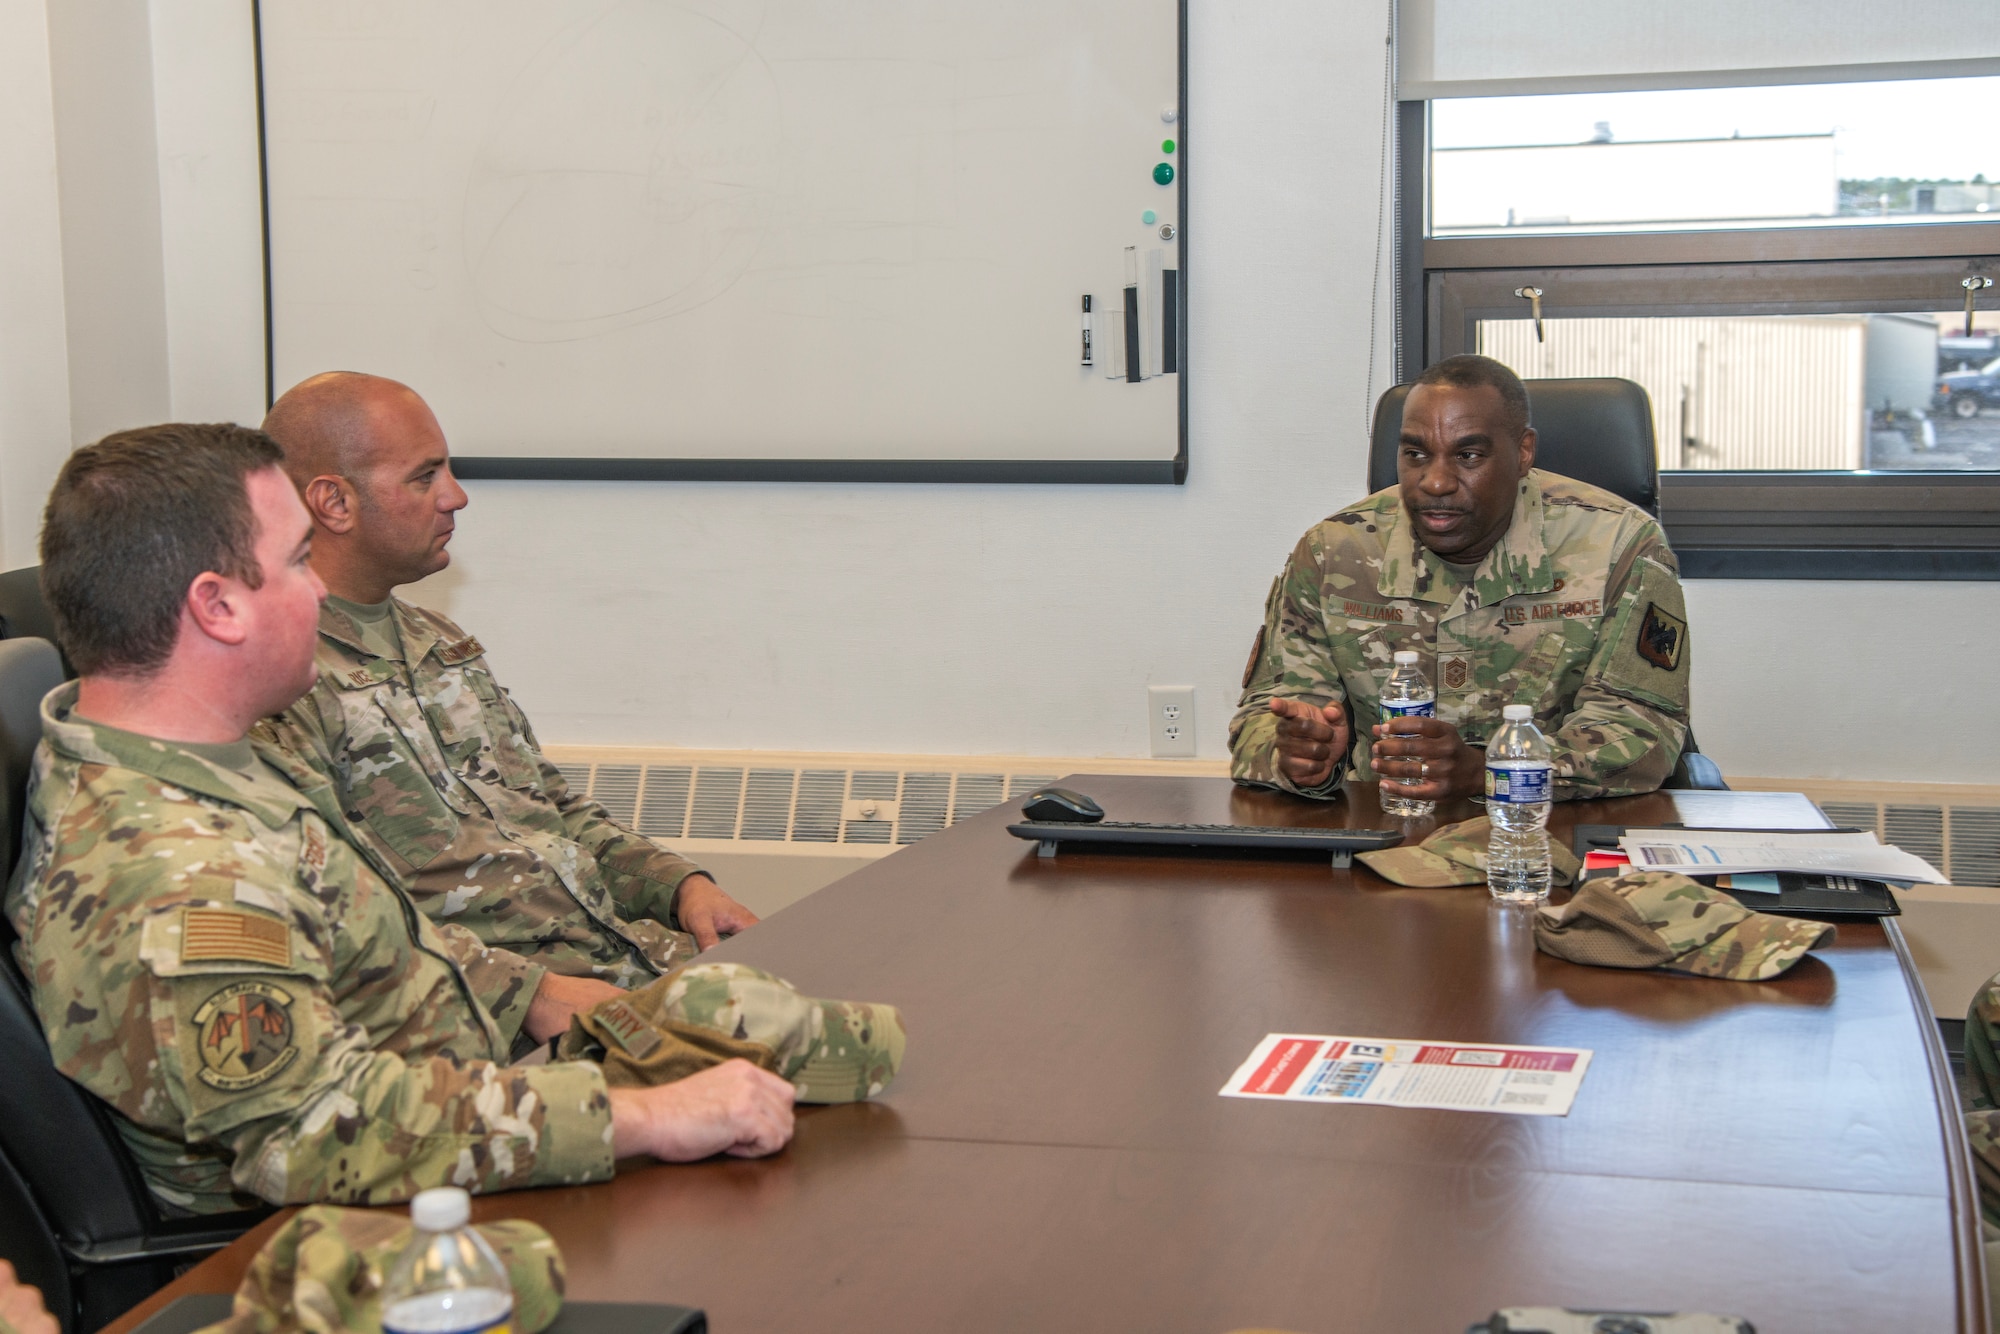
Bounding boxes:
1220 1034 1592 1116
1616 829 1947 884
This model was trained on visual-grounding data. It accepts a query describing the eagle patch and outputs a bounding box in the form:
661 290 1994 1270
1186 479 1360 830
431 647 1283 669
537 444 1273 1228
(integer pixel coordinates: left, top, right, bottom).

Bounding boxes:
1636 602 1686 672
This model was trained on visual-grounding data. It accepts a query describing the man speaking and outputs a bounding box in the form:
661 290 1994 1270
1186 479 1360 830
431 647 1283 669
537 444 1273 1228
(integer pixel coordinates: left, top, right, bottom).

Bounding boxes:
1230 355 1691 803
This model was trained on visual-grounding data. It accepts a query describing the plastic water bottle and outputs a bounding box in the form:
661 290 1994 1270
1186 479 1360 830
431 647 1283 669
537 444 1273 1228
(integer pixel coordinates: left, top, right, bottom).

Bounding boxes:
1485 704 1553 904
1379 650 1435 818
381 1187 514 1334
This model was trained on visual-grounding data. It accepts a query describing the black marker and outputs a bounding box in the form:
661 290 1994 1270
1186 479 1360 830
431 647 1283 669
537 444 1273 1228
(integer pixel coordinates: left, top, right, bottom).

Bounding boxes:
1081 295 1093 366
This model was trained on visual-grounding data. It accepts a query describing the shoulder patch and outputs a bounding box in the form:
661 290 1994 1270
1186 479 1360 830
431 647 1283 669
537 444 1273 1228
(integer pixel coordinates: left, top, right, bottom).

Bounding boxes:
182 906 292 968
192 980 299 1090
1636 601 1686 672
1242 625 1267 690
435 636 485 667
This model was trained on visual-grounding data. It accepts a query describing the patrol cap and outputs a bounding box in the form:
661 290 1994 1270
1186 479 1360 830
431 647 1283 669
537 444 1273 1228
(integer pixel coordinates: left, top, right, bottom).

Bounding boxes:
1356 815 1580 888
193 1204 565 1334
1534 869 1835 980
565 961 907 1104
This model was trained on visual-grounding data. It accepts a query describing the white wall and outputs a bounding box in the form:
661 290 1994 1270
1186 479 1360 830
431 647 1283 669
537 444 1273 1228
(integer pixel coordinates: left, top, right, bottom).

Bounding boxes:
0 0 74 569
20 0 2000 786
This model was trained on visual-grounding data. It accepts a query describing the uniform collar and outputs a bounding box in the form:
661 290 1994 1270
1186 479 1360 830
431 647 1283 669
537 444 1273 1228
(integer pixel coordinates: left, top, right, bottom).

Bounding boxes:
1378 470 1555 608
40 681 313 831
318 595 443 667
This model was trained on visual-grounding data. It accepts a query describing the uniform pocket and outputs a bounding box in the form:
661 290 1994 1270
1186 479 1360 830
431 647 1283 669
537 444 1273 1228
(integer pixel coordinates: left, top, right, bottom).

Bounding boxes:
347 689 464 871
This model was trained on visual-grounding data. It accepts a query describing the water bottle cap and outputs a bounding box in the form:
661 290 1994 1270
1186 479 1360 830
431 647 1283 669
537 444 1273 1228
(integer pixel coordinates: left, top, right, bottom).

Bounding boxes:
1502 704 1532 721
1392 650 1418 664
410 1186 471 1232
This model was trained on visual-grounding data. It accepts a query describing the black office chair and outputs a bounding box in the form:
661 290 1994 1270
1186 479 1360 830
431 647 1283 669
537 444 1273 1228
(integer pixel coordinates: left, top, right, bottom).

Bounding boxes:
0 638 267 1333
1368 377 1726 791
0 566 73 678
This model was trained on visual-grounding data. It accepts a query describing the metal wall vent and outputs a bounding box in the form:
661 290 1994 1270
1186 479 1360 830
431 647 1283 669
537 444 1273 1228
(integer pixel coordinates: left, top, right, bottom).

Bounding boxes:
549 753 2000 888
1807 800 1996 887
549 757 1136 852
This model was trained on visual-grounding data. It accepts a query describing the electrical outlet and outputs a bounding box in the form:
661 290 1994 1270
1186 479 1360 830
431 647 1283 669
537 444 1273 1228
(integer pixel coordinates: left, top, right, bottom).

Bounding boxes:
1147 685 1196 758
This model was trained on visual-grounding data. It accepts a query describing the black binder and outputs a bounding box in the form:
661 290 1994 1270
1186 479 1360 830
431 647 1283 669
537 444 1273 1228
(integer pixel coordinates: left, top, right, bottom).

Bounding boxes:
1571 825 1901 918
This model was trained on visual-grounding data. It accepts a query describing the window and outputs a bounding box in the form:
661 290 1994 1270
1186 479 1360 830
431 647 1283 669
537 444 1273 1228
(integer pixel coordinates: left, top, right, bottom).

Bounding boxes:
1400 78 2000 579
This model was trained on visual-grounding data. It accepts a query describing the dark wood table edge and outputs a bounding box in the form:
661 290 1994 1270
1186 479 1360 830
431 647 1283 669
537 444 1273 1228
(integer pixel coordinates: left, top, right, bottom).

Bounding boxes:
1887 916 1989 1331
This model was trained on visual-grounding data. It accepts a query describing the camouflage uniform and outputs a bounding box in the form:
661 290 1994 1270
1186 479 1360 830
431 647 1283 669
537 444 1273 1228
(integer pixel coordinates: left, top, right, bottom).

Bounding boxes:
1231 470 1691 801
274 597 703 987
1964 971 2000 1228
4 684 613 1214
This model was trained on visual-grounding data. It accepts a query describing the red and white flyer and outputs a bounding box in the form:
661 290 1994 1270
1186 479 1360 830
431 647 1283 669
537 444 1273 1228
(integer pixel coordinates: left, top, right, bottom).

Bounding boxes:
1219 1034 1593 1116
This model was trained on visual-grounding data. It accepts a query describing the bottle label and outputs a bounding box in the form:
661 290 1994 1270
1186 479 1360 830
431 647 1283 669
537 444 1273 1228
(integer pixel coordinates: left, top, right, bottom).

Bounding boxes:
1380 699 1435 720
1485 763 1551 804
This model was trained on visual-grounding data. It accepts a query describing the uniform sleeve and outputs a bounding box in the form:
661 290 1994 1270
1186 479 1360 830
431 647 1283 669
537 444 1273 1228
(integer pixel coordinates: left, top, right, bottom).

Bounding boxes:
1550 523 1691 799
1227 531 1350 800
427 922 545 1050
129 915 613 1207
505 694 706 930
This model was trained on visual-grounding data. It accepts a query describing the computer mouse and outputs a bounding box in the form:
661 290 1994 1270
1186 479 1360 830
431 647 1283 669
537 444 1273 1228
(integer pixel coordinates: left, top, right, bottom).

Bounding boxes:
1021 786 1105 823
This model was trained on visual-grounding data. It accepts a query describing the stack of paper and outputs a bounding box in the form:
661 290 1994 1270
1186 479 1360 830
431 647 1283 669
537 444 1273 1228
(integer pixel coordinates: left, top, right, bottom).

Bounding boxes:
1615 829 1947 885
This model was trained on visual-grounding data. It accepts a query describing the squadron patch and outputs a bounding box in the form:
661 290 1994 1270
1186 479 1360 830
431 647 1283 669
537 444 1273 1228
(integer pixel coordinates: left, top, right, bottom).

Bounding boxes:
193 980 299 1091
1636 602 1686 672
1242 626 1267 689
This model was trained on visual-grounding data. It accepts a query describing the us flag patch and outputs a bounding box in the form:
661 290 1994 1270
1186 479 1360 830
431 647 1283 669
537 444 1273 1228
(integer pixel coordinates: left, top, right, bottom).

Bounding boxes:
181 907 291 968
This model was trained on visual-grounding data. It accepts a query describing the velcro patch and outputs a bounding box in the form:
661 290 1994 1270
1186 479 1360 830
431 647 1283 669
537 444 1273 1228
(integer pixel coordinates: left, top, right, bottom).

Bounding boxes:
1241 625 1266 689
182 907 292 968
593 1000 663 1059
1438 653 1472 693
1636 601 1686 672
193 980 298 1091
436 636 486 666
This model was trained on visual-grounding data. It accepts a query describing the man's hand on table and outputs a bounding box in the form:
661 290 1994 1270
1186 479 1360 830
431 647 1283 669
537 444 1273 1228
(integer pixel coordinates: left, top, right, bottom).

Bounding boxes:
609 1060 796 1161
675 873 761 950
1269 697 1351 791
1370 716 1484 801
524 971 625 1043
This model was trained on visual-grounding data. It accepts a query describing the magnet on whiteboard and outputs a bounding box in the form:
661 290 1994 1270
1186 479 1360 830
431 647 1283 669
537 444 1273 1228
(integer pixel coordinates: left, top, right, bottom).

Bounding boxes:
1162 106 1177 124
1160 223 1176 241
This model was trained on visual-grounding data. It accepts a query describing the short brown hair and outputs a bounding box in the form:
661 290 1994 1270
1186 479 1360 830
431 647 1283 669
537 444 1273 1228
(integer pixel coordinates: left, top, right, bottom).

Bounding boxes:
41 423 284 676
1413 354 1531 439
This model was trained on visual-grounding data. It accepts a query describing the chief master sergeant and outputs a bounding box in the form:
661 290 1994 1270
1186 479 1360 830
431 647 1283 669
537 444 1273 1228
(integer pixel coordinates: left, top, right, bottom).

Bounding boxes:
5 423 901 1215
258 372 758 988
1231 354 1691 803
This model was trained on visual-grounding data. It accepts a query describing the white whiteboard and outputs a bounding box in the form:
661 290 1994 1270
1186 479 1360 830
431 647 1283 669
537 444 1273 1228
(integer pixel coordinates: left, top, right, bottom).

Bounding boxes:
260 0 1185 480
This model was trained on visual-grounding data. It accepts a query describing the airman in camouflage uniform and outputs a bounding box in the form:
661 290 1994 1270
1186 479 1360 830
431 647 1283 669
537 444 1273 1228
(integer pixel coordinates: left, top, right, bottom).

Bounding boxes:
6 685 618 1214
271 596 705 988
1232 473 1691 800
258 372 756 988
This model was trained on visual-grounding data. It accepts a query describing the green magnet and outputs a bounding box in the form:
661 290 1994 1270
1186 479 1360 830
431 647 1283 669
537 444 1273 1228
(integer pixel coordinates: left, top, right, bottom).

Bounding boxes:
1153 162 1174 185
1142 209 1157 225
1162 138 1176 153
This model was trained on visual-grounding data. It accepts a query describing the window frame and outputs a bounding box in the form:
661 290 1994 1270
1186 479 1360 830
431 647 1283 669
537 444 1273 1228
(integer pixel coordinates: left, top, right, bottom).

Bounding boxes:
1397 99 2000 580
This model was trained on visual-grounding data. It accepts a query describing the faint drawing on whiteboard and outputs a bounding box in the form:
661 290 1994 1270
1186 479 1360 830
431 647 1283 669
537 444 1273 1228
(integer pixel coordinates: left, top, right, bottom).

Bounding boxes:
464 3 783 340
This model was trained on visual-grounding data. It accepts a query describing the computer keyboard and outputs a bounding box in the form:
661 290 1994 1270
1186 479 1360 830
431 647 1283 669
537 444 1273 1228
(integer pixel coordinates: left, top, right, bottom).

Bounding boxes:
1007 819 1405 865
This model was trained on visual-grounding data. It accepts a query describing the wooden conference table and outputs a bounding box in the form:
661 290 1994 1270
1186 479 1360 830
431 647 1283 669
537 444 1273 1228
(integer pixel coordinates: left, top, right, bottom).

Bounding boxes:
110 778 1982 1333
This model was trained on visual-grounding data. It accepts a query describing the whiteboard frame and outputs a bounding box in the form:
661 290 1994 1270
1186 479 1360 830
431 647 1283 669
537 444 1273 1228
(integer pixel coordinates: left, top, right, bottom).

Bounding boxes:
250 0 1189 485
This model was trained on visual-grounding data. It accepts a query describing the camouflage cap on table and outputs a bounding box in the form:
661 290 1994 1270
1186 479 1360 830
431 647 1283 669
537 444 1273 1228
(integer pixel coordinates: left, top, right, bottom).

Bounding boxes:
1534 869 1834 980
558 960 907 1104
193 1205 565 1334
1356 816 1581 888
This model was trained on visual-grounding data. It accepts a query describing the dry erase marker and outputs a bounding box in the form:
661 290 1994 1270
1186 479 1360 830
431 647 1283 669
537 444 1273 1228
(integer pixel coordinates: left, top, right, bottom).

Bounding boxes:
1081 295 1093 365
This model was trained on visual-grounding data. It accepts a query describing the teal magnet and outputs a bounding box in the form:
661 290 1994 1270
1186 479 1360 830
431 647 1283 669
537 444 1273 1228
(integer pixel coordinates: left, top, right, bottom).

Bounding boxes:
1153 162 1174 185
1142 209 1157 225
1162 138 1176 153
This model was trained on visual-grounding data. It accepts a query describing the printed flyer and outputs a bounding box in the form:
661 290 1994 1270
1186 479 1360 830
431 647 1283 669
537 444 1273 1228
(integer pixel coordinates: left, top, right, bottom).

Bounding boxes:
1219 1034 1592 1116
